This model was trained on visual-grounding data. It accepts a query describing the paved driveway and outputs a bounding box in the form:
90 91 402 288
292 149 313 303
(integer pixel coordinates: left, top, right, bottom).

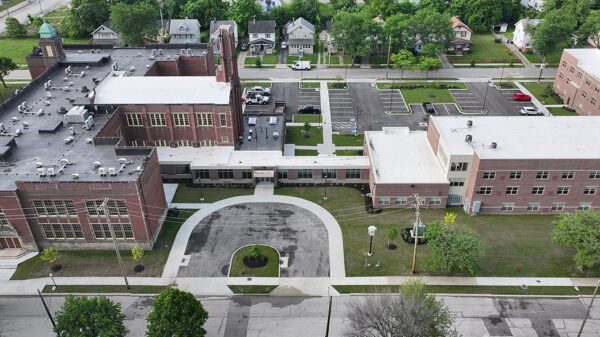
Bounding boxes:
451 83 528 115
178 203 329 277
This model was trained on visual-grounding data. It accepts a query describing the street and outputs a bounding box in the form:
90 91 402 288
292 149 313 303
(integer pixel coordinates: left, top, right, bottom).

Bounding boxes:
0 0 69 33
1 294 599 337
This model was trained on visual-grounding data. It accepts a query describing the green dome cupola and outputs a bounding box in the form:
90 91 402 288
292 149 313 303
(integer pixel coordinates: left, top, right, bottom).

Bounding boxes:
39 22 57 39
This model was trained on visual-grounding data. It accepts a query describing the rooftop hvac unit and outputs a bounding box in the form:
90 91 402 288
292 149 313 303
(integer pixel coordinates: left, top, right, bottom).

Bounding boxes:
85 138 93 144
248 117 257 126
465 134 472 143
467 120 473 128
64 136 74 144
65 106 89 124
60 158 70 165
269 117 277 125
112 62 119 71
37 168 46 177
47 168 56 177
71 173 79 179
472 200 482 214
93 161 101 168
108 167 117 176
491 142 498 149
37 109 44 116
98 167 106 177
15 129 21 136
11 117 19 122
22 122 29 129
46 92 52 99
35 162 43 168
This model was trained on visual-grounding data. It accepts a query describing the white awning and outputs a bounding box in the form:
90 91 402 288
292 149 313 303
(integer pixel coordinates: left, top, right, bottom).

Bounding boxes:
254 170 274 178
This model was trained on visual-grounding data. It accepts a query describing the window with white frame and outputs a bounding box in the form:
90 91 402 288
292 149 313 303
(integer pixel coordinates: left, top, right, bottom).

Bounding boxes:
126 113 143 127
176 140 193 147
200 139 213 146
578 203 592 211
33 200 76 217
590 171 600 179
428 197 442 205
346 169 361 179
298 169 312 179
155 140 168 147
501 203 514 212
221 136 229 143
395 197 408 205
506 186 519 195
536 171 549 179
532 186 545 195
219 114 227 127
552 203 565 211
322 169 336 179
218 169 233 179
557 186 570 195
509 171 523 179
483 171 495 179
562 171 575 179
91 223 134 239
149 113 166 126
584 186 597 195
84 200 128 216
197 113 213 126
0 207 10 226
41 223 84 239
527 203 540 211
172 113 190 126
378 197 390 205
449 179 464 187
450 162 468 171
479 186 492 195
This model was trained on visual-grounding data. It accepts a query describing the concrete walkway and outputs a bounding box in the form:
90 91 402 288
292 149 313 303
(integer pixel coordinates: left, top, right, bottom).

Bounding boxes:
492 31 534 68
163 183 178 206
316 81 335 155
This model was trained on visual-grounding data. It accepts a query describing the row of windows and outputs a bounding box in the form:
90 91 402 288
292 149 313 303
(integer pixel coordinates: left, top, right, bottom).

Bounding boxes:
146 139 221 147
378 197 441 206
478 186 598 195
482 170 600 180
33 200 128 217
500 202 592 212
194 169 362 180
126 113 227 127
0 207 10 227
41 223 135 240
84 200 128 216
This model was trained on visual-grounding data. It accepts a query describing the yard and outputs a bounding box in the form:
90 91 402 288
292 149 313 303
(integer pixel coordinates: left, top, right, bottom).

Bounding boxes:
0 83 25 102
11 210 195 279
295 149 318 156
171 185 254 203
285 53 318 64
447 33 518 64
523 49 563 65
368 54 388 65
285 126 323 146
549 107 578 116
299 81 320 89
377 82 466 104
333 134 364 146
293 114 321 123
501 26 515 40
521 82 562 105
245 50 280 65
0 36 89 65
274 186 600 278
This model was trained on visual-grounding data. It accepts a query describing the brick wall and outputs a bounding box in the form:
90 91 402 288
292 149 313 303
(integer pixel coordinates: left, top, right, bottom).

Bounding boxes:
554 50 600 116
0 190 36 250
136 149 167 245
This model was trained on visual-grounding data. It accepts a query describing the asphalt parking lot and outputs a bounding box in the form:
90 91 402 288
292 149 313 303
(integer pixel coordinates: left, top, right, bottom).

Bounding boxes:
329 88 357 132
451 82 530 115
178 203 330 277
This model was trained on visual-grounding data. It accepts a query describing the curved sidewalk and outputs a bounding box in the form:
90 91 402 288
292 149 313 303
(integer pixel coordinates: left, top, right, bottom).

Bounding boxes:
161 194 346 281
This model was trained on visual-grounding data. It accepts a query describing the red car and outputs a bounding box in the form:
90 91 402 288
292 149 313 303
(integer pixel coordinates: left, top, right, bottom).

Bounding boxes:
512 92 532 101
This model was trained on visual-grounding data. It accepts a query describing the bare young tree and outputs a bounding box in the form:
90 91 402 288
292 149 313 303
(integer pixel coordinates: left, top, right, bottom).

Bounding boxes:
345 281 457 337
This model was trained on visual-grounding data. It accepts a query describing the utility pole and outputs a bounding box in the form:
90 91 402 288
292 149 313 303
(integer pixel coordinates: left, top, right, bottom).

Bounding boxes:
385 36 392 80
411 194 424 274
577 279 600 337
99 198 130 289
389 80 394 113
37 289 56 328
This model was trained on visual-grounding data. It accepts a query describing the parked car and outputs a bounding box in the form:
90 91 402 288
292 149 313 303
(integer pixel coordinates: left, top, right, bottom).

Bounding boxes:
247 86 271 96
298 105 320 114
513 93 532 101
245 94 269 105
240 41 248 51
292 61 311 71
520 106 542 115
281 41 287 49
422 102 435 114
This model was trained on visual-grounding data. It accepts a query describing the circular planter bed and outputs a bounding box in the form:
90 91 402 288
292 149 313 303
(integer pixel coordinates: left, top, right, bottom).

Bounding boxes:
50 264 62 272
134 264 144 273
229 245 280 278
387 243 397 251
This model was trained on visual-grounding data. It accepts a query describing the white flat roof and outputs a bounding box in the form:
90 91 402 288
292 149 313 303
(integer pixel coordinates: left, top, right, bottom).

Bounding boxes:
433 116 600 160
365 128 448 184
565 49 600 82
157 147 370 169
94 74 231 105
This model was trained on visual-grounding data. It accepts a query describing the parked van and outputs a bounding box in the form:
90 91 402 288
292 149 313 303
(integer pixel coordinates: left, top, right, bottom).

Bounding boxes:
292 61 311 71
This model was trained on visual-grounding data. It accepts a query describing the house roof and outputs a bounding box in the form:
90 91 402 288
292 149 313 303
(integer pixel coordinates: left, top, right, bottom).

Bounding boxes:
91 21 118 35
287 38 314 46
248 20 276 34
169 19 201 34
209 20 237 34
284 17 315 35
515 18 543 27
450 16 472 33
450 38 472 45
249 38 275 45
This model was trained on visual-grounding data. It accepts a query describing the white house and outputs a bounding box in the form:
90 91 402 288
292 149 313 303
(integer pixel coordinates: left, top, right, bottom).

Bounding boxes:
520 0 544 11
284 17 315 55
91 21 121 46
513 18 543 50
248 19 276 55
209 20 238 54
169 19 201 44
448 16 472 53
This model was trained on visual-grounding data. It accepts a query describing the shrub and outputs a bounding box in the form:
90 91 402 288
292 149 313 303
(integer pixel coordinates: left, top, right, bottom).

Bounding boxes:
5 17 27 38
470 59 476 67
40 247 59 265
255 57 262 68
249 245 262 259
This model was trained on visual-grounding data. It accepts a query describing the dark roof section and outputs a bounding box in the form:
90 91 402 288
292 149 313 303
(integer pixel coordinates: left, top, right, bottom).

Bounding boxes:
249 38 275 45
248 20 276 34
209 20 237 34
287 38 314 46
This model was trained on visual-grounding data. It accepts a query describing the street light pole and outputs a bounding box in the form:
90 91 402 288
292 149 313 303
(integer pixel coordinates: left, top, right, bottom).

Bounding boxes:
48 272 57 292
37 289 56 328
367 225 377 256
481 81 491 114
323 179 328 200
389 80 394 113
385 36 392 80
577 279 600 337
499 60 506 87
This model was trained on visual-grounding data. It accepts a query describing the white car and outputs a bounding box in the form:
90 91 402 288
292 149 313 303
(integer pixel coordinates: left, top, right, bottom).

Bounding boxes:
281 41 287 49
247 86 271 96
520 106 542 115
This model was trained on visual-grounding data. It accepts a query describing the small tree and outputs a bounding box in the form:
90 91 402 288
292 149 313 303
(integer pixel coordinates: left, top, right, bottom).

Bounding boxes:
146 288 208 337
417 57 443 79
255 57 262 68
131 244 145 272
552 211 600 271
426 218 484 275
54 295 128 337
390 49 415 80
303 121 311 133
39 247 59 267
27 14 44 29
5 17 27 38
0 57 18 89
249 244 262 259
387 227 398 249
345 280 457 337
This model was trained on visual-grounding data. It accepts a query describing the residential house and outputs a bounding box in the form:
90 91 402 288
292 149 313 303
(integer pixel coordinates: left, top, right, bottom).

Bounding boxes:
520 0 544 11
448 16 472 53
284 17 315 55
248 19 276 55
209 20 238 55
513 18 543 51
91 21 121 46
169 19 201 44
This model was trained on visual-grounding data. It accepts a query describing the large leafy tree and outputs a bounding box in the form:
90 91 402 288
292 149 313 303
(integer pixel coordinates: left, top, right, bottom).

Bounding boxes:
531 9 577 61
426 214 484 275
229 0 262 37
5 17 27 38
579 10 600 48
331 0 357 12
465 0 502 32
267 4 293 38
552 211 600 271
182 0 229 29
363 0 399 18
418 0 450 13
63 0 109 38
111 1 159 46
345 280 457 337
331 12 374 66
383 13 410 51
390 49 416 79
288 0 320 25
0 57 18 88
397 0 417 14
165 0 188 19
446 0 469 19
403 9 453 53
54 295 127 337
146 288 208 337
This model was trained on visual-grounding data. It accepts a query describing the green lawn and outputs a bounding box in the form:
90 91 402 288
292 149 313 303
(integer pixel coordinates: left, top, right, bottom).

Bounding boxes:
293 114 321 123
502 26 515 40
521 82 562 105
328 81 348 90
0 38 39 64
245 56 259 65
0 0 27 12
402 88 456 104
376 82 467 90
228 285 277 294
447 33 518 64
299 81 320 89
0 83 24 102
42 285 168 294
262 51 280 64
334 285 598 295
285 53 318 64
333 134 364 146
335 150 363 156
274 187 600 278
549 107 578 116
523 49 563 65
325 54 340 65
11 211 195 279
229 245 279 277
172 185 254 203
295 149 319 156
285 126 323 146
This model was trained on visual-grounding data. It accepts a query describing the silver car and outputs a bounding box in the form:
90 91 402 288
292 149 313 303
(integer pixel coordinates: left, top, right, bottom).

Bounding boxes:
520 106 542 115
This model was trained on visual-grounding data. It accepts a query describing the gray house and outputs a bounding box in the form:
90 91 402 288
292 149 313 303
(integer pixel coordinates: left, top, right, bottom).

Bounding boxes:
91 21 121 46
284 17 315 55
248 19 276 55
169 19 201 44
209 20 238 54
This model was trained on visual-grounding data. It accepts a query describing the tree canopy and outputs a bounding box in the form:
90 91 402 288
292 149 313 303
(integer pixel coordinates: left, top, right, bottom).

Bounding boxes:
578 9 600 48
0 57 18 88
403 9 453 53
54 295 127 337
288 0 321 25
63 0 110 38
552 211 600 270
146 288 209 337
331 12 374 65
229 0 263 36
182 0 230 29
531 9 577 59
111 1 159 46
5 17 27 39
